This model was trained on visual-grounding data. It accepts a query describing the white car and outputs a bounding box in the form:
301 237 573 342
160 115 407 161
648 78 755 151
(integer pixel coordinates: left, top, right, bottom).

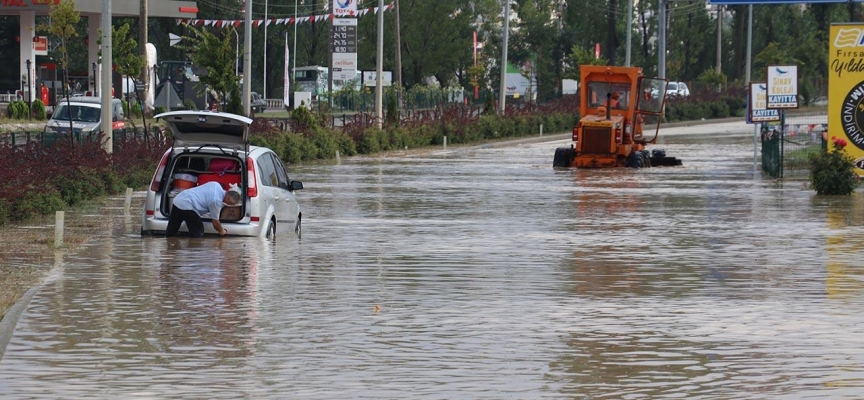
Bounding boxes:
666 81 690 97
44 96 126 139
141 110 303 238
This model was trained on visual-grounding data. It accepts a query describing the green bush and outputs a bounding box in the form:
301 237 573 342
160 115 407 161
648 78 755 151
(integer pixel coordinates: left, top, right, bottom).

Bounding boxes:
357 127 385 154
0 203 8 227
54 167 108 207
13 189 67 221
6 101 30 120
31 99 47 120
809 138 859 195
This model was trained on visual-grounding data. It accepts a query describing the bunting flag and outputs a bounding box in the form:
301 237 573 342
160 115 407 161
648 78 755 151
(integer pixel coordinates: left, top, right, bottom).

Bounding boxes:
176 3 393 28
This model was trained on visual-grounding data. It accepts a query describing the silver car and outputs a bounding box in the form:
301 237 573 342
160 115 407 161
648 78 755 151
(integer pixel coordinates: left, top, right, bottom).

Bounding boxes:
44 96 125 139
141 111 303 238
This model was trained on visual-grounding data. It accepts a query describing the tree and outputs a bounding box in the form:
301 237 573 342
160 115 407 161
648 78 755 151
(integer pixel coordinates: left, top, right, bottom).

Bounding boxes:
38 0 80 140
182 25 242 114
111 23 145 80
38 0 79 99
511 0 557 101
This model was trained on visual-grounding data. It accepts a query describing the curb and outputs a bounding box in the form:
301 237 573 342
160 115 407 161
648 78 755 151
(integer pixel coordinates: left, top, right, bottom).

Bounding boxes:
0 286 39 361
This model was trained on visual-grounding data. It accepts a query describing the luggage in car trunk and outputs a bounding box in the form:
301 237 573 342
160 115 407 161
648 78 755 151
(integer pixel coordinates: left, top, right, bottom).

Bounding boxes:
197 172 242 191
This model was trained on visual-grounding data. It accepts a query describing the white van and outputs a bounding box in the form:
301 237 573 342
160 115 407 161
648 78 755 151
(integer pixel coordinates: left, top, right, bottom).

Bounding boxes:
44 96 125 140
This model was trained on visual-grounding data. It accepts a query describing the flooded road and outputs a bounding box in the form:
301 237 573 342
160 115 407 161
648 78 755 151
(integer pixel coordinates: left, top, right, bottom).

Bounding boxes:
2 132 864 399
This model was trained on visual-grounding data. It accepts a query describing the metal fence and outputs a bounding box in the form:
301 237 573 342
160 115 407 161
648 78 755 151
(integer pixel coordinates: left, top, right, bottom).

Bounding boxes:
1 126 165 147
760 112 827 179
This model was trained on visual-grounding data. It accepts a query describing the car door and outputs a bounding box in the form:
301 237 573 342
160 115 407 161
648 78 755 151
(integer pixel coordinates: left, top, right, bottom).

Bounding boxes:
257 153 292 222
271 154 299 221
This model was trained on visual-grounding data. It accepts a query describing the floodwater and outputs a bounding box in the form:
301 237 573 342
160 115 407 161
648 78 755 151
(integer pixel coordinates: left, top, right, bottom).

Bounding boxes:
2 132 864 399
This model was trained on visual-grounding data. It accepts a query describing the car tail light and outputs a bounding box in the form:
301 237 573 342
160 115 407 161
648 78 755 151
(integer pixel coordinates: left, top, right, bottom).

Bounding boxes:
246 156 258 198
149 151 170 192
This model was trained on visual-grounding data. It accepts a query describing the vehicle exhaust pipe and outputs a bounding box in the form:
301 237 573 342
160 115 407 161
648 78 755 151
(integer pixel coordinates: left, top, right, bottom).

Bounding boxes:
606 92 611 120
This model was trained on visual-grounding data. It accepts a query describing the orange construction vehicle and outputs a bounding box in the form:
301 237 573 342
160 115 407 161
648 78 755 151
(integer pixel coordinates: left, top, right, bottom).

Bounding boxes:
553 65 682 168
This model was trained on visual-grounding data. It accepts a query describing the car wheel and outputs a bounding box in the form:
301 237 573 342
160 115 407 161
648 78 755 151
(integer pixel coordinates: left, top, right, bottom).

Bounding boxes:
294 215 302 238
266 219 276 240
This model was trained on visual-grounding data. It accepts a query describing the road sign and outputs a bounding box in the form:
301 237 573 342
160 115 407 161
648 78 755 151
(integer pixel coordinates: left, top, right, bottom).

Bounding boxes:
169 33 182 47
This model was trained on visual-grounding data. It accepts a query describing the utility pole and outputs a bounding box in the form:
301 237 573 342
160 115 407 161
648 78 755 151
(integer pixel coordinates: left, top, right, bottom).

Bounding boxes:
243 0 252 115
658 0 666 79
293 0 298 82
745 4 752 85
376 0 384 129
625 0 633 66
394 0 402 90
101 0 113 153
716 5 722 74
556 0 565 97
498 0 510 115
263 0 268 100
139 0 148 101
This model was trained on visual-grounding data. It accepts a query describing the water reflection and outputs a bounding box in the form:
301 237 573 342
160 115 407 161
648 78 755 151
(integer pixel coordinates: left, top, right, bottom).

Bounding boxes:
0 236 265 397
2 135 864 398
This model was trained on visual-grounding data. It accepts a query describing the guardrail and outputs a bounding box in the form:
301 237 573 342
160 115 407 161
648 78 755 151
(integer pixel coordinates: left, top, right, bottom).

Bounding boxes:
265 99 283 109
0 93 19 103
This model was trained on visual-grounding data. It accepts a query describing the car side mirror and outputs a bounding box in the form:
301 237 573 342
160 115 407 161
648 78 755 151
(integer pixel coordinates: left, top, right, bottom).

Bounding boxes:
290 181 303 191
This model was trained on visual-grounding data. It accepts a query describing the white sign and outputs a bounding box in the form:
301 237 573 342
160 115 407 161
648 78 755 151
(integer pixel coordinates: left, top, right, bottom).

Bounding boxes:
363 71 392 86
294 91 312 109
333 68 357 81
333 0 357 17
32 36 48 56
169 33 182 47
332 53 357 73
748 82 780 123
766 65 798 109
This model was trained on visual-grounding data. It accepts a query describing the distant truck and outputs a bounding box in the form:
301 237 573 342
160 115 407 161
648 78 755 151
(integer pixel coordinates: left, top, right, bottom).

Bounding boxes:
293 65 361 104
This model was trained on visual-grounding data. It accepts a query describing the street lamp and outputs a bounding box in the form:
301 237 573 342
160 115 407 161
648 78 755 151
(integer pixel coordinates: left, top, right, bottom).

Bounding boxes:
25 59 31 120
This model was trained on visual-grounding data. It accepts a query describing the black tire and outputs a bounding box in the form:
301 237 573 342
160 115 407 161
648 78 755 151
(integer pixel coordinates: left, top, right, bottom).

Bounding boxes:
266 219 276 240
626 151 646 168
294 214 302 238
553 146 575 168
641 150 652 168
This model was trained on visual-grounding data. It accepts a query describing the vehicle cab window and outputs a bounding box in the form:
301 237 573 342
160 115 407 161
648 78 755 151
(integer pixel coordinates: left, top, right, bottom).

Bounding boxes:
587 82 630 109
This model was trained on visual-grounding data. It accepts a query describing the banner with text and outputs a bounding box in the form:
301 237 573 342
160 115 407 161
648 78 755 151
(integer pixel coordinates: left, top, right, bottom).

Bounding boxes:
829 23 864 175
748 82 780 123
766 65 798 109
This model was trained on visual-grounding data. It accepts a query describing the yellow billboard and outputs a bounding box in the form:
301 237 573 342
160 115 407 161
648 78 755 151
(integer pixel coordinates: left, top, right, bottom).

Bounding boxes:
829 23 864 175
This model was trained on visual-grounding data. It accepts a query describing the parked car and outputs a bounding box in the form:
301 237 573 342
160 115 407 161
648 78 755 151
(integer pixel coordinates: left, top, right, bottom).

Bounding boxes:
666 81 690 97
141 110 303 238
251 92 267 113
218 92 268 113
44 96 125 139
